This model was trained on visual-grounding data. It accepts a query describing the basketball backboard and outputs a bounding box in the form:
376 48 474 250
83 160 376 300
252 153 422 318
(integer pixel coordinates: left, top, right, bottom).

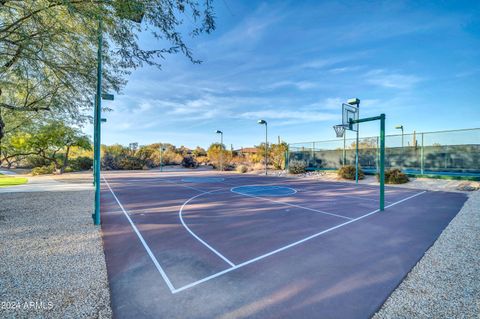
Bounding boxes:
342 103 359 131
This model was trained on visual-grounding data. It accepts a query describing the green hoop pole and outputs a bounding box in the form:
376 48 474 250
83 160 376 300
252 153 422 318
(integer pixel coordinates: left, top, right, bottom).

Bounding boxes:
350 113 386 211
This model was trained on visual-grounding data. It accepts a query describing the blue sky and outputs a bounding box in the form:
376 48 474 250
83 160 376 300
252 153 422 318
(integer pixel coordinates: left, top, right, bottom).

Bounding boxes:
97 0 480 149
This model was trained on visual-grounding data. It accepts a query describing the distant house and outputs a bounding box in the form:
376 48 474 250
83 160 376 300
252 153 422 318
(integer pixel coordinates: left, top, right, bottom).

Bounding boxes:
235 147 258 155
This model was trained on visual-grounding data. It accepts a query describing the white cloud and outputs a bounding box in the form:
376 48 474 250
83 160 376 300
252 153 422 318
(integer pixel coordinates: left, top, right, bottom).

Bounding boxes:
365 69 422 89
264 80 317 90
328 65 364 74
239 109 336 124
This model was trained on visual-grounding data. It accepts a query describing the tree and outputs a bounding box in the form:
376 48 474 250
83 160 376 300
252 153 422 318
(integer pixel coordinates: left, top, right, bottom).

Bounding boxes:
29 120 91 172
193 146 207 157
0 0 216 141
269 142 288 170
1 119 91 172
349 138 378 149
207 143 227 168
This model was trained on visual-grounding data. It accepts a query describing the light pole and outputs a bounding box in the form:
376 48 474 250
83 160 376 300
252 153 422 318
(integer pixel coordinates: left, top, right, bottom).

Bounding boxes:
215 130 223 171
348 98 360 184
160 146 165 172
93 6 143 225
395 125 404 147
257 120 268 175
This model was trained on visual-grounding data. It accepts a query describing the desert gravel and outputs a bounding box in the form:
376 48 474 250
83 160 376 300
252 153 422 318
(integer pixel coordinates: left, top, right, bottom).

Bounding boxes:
374 190 480 318
0 191 111 318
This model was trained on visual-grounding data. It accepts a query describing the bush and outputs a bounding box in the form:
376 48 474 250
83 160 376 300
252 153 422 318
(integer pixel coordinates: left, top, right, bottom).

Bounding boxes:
253 162 265 171
70 156 93 171
101 154 119 170
338 165 364 180
196 156 209 165
25 155 49 168
31 165 55 176
379 168 409 184
288 160 307 174
181 156 198 168
236 165 248 173
64 167 74 173
117 156 144 170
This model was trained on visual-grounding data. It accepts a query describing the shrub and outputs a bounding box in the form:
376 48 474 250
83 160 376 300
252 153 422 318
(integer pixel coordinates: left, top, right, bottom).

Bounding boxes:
253 162 265 171
26 155 49 168
181 156 198 168
338 165 364 180
196 156 209 165
117 156 143 170
70 156 93 171
288 160 307 174
236 165 248 173
101 154 119 170
64 167 74 173
31 165 55 176
379 168 409 184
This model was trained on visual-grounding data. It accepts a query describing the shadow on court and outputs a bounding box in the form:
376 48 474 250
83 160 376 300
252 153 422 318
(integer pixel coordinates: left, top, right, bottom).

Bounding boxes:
100 171 467 319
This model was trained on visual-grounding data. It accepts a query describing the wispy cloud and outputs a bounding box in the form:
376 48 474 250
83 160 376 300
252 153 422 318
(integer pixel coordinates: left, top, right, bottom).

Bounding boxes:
328 65 364 74
239 109 336 125
264 80 318 90
364 69 423 89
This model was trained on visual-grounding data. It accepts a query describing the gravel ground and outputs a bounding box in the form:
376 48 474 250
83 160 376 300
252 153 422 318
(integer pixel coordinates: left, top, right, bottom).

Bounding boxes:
0 191 111 318
374 190 480 318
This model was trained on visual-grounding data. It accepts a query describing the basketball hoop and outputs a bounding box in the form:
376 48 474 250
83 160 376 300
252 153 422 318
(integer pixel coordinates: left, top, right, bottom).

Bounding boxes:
333 124 347 138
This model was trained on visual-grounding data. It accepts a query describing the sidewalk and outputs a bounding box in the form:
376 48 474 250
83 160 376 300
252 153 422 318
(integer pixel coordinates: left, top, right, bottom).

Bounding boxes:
0 175 93 193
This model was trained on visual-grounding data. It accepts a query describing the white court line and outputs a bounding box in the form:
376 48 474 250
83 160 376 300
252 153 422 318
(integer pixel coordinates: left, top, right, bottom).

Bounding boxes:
231 186 353 220
102 176 177 293
179 190 236 267
172 190 427 293
104 174 426 294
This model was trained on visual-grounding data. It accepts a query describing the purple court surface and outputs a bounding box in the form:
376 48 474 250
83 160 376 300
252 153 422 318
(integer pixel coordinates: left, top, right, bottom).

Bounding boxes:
100 171 467 319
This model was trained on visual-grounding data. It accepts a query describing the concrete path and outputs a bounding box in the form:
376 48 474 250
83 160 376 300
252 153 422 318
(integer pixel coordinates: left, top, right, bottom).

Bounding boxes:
0 175 93 193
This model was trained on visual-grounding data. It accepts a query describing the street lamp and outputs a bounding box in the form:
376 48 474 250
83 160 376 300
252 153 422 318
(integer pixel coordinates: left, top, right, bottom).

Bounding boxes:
257 119 268 175
395 125 404 147
215 130 223 171
93 4 144 226
159 146 166 172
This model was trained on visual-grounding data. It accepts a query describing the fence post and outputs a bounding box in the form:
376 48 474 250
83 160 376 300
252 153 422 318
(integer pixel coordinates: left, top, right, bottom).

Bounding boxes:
312 142 315 169
421 133 425 174
285 149 289 171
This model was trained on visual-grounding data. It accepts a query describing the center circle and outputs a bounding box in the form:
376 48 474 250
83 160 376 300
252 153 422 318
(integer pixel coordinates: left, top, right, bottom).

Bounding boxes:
231 185 297 197
182 177 225 183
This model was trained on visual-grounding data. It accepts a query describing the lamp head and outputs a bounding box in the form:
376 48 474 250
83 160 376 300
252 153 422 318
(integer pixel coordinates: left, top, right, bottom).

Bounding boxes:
395 125 403 130
347 98 360 106
257 119 267 125
215 130 222 134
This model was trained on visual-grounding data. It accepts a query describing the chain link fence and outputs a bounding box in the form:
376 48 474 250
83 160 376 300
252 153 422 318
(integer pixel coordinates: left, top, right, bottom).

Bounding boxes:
288 128 480 178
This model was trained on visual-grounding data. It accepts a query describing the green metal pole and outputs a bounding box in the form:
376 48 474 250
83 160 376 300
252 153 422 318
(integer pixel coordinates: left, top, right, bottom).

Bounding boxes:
355 130 359 183
379 114 385 211
93 96 97 186
343 132 346 166
312 142 315 169
160 147 163 172
421 133 424 174
355 102 360 184
220 132 223 171
285 148 289 170
265 123 268 175
93 19 102 226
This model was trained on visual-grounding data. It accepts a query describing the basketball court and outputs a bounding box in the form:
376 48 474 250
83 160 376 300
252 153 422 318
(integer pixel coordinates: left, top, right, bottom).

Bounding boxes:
100 170 467 318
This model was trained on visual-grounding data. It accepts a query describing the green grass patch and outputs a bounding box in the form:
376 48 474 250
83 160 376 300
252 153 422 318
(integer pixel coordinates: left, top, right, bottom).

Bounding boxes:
0 175 28 187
